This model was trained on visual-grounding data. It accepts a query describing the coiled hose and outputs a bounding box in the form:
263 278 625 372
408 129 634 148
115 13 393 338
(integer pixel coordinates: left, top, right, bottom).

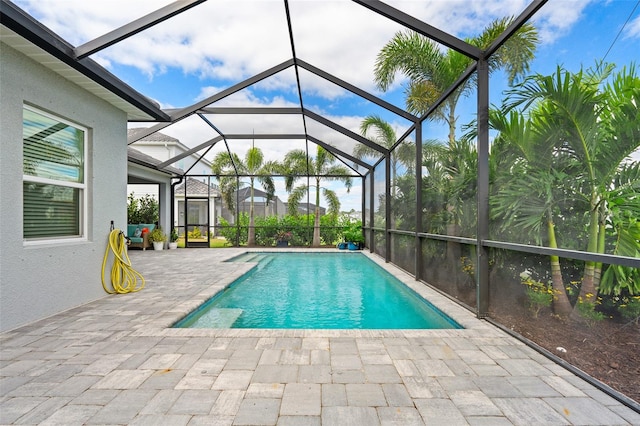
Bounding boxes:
102 229 145 294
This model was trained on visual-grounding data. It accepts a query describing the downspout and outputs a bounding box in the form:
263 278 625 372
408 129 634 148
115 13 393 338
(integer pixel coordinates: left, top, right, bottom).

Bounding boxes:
171 175 185 241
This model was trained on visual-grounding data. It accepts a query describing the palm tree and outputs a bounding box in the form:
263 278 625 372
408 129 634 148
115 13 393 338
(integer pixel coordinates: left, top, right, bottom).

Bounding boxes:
502 62 640 305
491 63 640 316
374 17 537 264
356 115 415 228
421 137 479 265
284 145 353 247
489 108 575 316
211 145 278 246
356 115 415 175
599 163 640 295
374 16 538 146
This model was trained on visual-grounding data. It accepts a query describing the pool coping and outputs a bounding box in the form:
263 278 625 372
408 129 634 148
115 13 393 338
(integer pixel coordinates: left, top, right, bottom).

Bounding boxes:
131 248 502 340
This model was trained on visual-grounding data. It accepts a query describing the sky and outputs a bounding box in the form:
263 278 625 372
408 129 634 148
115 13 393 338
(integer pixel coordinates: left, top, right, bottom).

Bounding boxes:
12 0 640 212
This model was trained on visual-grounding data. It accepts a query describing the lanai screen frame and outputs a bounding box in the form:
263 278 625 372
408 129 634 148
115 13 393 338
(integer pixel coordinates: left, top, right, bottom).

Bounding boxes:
3 0 639 320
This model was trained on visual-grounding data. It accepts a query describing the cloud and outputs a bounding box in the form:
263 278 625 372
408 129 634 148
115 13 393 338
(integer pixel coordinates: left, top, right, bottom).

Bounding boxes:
386 0 530 36
624 14 640 39
13 0 161 44
13 0 595 105
531 0 595 44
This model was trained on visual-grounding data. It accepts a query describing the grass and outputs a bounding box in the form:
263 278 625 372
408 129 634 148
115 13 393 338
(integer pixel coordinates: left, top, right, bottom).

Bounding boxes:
210 238 231 248
176 237 231 248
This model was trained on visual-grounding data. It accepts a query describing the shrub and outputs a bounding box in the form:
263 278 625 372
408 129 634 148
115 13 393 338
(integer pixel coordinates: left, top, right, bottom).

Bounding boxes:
617 295 640 325
520 271 553 318
127 193 158 224
188 227 202 239
576 293 606 326
343 220 364 243
218 215 248 245
320 214 342 245
216 213 360 247
254 215 279 246
149 227 167 243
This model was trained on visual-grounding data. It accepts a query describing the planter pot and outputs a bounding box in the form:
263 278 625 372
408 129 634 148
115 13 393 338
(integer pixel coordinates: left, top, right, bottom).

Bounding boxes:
276 240 289 247
337 242 348 250
152 241 164 250
168 242 178 250
348 242 359 250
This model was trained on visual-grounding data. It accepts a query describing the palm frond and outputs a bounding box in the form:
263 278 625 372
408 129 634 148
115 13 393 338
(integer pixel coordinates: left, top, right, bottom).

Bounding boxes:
374 30 444 92
322 188 341 216
287 184 308 216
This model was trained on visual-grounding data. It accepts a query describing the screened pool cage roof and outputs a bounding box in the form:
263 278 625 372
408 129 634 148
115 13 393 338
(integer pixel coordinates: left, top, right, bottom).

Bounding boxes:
1 0 545 180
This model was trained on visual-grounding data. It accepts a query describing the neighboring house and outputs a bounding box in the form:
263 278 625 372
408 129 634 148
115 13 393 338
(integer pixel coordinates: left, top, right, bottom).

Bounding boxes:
231 187 288 223
343 210 362 221
220 186 326 223
0 22 170 332
285 200 327 217
174 177 221 237
128 128 212 176
173 177 326 240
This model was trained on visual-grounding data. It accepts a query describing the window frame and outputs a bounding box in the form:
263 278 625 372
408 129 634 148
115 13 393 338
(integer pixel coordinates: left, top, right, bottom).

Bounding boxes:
22 105 89 244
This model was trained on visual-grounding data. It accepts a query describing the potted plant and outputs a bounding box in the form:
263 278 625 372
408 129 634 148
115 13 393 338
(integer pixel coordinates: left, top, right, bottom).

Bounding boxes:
149 227 167 250
275 230 292 247
343 223 365 250
169 228 179 249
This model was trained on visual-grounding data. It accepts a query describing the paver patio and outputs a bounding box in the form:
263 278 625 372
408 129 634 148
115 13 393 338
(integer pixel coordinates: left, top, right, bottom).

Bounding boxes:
1 248 638 425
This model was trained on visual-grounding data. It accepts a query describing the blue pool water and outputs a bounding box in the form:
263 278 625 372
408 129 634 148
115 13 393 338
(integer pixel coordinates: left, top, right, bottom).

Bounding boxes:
174 252 461 329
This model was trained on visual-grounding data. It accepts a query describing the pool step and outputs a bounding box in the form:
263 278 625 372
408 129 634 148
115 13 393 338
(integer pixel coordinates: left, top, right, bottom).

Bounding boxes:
237 253 264 263
208 308 243 328
256 257 273 270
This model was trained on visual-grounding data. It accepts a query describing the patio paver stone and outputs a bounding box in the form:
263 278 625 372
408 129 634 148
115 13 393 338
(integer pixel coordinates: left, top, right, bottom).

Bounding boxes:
0 248 637 425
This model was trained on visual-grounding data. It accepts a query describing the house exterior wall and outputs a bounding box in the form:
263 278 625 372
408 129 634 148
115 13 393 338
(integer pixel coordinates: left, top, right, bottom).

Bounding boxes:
0 43 128 332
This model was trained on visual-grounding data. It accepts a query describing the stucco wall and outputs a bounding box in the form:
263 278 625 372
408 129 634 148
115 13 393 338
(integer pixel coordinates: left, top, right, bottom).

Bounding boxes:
0 43 128 332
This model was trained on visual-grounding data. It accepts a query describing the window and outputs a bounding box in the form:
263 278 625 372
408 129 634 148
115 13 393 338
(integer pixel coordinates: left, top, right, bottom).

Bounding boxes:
23 106 87 241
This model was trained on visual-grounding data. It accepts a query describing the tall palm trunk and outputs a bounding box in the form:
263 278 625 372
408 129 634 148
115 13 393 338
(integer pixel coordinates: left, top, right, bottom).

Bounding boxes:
548 216 572 317
578 196 601 302
248 180 256 246
594 219 606 288
447 103 456 148
313 177 321 247
445 105 460 266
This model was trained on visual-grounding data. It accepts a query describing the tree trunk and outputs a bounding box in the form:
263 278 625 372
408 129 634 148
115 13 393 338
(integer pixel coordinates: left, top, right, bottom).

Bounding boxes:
593 211 606 289
248 183 256 246
447 102 456 148
577 201 601 304
313 178 321 247
313 206 321 247
548 219 572 317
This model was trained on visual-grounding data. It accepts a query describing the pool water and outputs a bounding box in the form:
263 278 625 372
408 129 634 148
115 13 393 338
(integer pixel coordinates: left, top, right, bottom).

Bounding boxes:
174 252 461 329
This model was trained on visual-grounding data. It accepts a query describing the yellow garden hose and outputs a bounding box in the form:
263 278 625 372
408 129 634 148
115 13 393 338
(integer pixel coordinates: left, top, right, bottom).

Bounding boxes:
102 229 145 294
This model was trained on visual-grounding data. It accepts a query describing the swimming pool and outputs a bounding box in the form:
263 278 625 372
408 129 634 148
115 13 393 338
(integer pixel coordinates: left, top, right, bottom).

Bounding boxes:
174 252 461 329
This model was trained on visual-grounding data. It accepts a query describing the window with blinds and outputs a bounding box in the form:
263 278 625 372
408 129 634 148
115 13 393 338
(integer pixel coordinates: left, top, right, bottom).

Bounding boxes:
23 106 87 240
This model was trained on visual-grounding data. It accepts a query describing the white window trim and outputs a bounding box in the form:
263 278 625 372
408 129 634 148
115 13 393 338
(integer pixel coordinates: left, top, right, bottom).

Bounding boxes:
23 105 89 245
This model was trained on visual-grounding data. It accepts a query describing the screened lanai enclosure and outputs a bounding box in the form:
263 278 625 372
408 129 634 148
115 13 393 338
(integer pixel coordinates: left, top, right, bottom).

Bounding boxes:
3 0 640 405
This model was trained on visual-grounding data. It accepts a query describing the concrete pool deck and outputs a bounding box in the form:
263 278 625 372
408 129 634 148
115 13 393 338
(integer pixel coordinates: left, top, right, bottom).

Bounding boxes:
1 248 638 425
